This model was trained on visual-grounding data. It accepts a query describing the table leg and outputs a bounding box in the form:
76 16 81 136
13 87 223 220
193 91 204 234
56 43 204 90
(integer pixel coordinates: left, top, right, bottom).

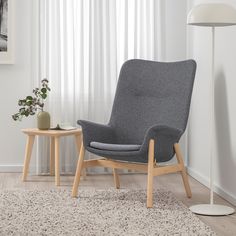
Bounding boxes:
50 137 55 176
74 134 86 178
55 137 60 186
22 135 35 181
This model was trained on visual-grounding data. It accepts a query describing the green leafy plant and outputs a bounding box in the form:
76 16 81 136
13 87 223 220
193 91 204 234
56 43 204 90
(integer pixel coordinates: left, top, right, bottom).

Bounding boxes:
12 79 51 121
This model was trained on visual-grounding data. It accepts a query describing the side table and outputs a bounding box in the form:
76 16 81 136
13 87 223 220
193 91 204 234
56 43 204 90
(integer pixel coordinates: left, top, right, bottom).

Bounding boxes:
21 128 82 186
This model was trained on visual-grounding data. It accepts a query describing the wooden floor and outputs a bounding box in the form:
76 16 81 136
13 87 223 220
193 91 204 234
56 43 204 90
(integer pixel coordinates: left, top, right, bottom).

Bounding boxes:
0 172 236 235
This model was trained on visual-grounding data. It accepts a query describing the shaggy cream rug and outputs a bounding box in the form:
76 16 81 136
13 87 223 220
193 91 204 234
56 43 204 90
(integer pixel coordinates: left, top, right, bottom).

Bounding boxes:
0 189 215 235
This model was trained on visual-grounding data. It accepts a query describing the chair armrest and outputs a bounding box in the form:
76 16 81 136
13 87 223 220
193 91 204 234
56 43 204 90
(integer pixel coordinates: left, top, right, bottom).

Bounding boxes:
141 125 183 162
78 120 116 147
144 125 182 140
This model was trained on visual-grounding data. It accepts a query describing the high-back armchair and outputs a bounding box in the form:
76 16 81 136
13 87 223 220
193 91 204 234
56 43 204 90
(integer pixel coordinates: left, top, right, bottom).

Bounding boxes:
72 59 196 208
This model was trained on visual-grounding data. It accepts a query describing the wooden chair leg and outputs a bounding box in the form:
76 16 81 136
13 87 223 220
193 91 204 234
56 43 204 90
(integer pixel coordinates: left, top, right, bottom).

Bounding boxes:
22 135 35 181
72 142 85 197
147 139 155 208
74 134 86 179
174 143 192 198
113 168 120 189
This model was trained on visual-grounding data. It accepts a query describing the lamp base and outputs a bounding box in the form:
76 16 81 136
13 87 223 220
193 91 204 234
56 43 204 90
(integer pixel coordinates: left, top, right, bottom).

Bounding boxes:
189 204 235 216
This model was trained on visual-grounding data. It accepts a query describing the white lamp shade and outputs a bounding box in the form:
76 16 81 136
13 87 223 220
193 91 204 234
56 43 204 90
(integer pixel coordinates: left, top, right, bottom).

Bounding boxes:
187 3 236 27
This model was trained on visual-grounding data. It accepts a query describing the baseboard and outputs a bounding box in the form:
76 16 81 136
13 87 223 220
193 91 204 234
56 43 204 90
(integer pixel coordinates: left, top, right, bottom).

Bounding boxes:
187 167 236 206
0 165 23 172
0 165 37 173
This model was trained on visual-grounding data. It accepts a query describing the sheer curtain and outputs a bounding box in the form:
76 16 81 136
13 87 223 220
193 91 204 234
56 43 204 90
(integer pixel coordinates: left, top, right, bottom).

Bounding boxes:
33 0 164 174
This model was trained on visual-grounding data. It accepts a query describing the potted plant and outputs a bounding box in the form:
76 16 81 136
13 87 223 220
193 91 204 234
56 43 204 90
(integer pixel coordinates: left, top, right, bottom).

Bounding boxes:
12 79 51 130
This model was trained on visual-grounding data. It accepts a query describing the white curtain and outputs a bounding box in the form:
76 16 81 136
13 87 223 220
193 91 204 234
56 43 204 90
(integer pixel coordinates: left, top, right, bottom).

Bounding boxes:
34 0 164 174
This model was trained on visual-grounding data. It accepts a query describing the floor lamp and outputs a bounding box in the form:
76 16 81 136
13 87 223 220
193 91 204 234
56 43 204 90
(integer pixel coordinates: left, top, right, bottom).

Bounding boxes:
187 3 236 216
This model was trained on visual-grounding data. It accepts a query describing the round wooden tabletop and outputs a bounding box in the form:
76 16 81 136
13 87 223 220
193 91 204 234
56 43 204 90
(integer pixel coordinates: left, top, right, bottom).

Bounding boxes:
21 128 82 137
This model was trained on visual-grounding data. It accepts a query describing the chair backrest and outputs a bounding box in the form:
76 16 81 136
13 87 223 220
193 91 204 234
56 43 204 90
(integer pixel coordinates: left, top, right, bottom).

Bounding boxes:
109 59 196 144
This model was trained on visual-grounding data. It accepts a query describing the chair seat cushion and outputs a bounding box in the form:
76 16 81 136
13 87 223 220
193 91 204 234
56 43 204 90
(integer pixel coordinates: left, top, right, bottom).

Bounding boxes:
90 142 141 151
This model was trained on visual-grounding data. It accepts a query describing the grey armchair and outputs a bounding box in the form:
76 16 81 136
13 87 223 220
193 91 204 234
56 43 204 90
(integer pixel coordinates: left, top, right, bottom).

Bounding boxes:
72 59 196 208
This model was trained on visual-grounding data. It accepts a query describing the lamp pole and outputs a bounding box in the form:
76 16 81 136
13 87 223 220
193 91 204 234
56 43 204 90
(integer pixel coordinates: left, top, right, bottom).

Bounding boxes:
210 26 215 205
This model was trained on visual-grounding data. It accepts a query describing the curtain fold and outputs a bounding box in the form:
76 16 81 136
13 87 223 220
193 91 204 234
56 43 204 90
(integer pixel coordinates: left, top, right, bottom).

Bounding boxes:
35 0 163 174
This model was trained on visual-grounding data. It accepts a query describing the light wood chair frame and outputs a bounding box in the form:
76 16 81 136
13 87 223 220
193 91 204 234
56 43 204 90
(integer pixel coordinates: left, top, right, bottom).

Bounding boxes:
72 139 192 208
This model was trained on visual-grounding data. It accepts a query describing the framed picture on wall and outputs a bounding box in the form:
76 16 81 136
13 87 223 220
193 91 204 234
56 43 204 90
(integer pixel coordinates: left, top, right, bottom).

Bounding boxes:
0 0 14 64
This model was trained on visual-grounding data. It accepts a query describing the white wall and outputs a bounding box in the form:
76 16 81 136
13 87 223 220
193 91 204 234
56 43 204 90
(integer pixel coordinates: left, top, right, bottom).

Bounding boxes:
163 0 189 160
187 0 236 205
164 0 187 61
0 0 35 172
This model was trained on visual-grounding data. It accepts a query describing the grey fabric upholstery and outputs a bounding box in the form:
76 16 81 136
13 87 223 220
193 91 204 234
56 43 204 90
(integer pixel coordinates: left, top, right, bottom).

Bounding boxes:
90 142 141 151
78 59 196 163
